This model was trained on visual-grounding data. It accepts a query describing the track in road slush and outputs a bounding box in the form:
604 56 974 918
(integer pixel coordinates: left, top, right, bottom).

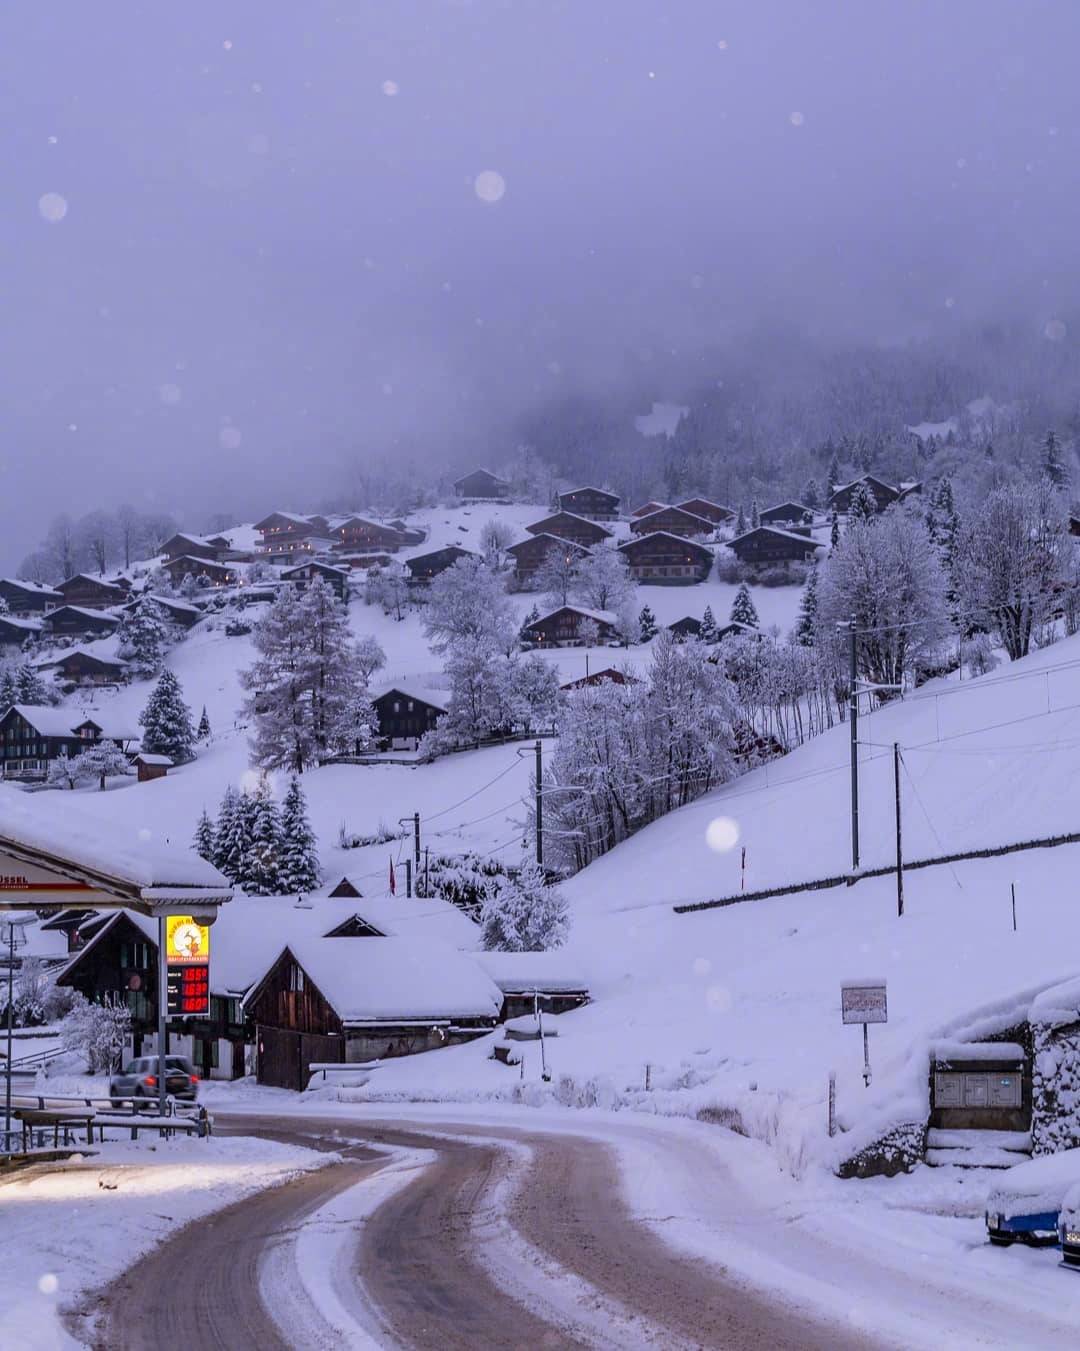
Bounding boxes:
76 1111 880 1351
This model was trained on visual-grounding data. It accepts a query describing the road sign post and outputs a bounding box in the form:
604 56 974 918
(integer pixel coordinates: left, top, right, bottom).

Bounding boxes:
841 980 887 1088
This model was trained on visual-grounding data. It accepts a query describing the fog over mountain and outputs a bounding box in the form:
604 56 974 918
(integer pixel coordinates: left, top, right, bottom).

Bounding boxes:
2 1 1079 565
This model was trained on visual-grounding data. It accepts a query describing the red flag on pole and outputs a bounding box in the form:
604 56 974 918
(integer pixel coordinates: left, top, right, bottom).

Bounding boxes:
389 858 396 896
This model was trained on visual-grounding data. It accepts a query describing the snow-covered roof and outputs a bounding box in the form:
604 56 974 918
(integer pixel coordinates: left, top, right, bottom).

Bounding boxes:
507 533 589 555
371 683 449 711
632 505 713 527
60 574 124 590
0 578 62 597
165 555 234 571
454 467 509 485
560 485 619 500
930 1040 1025 1062
1029 975 1080 1029
146 594 201 616
39 647 127 669
475 951 589 994
7 704 102 736
618 530 714 554
134 753 173 766
250 935 502 1023
257 511 316 529
45 605 121 622
726 526 822 548
280 561 350 579
531 604 617 627
0 615 43 633
339 896 480 949
526 511 613 536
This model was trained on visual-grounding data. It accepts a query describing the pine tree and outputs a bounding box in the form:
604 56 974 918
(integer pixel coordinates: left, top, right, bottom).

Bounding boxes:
193 807 216 862
700 605 718 644
138 669 195 762
197 706 211 741
638 605 658 642
750 499 760 529
303 576 364 762
827 453 842 497
830 509 841 550
243 779 283 895
795 567 818 646
116 598 171 679
729 583 759 627
846 479 879 523
803 478 821 510
213 785 247 882
735 504 747 534
520 604 541 644
984 439 994 462
1044 429 1067 487
480 858 569 951
279 776 320 893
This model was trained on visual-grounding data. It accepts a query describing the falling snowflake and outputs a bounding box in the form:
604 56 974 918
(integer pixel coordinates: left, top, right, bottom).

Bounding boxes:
705 816 739 853
474 170 506 203
381 80 399 97
38 192 68 223
158 383 182 405
789 111 805 127
219 426 242 450
1044 319 1067 342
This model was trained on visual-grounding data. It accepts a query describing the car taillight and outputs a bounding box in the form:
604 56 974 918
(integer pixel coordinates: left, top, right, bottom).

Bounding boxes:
144 1075 157 1086
190 1074 199 1084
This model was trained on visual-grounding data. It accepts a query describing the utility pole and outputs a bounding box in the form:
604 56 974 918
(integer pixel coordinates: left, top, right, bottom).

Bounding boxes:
848 616 860 872
156 917 167 1118
405 858 412 899
4 923 15 1148
894 742 904 918
534 738 544 871
424 846 430 896
413 812 421 869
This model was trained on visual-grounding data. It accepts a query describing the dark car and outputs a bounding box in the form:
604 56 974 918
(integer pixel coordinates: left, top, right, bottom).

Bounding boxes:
109 1055 199 1108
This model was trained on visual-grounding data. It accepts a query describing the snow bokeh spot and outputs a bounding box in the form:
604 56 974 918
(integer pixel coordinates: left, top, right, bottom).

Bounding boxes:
158 383 182 405
37 1273 58 1295
717 39 728 50
474 170 506 203
137 829 152 841
219 426 243 450
705 816 739 853
706 984 733 1013
1044 318 1067 341
692 956 711 977
789 111 805 127
38 192 68 223
382 80 399 97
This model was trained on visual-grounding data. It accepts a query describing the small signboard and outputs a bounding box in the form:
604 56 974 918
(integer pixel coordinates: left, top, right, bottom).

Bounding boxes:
164 915 210 1018
841 981 887 1025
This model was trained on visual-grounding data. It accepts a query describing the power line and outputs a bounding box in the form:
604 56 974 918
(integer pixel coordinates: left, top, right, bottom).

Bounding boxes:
421 755 524 822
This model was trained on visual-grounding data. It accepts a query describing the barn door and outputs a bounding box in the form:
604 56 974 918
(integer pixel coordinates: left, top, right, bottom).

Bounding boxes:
256 1025 302 1090
299 1032 344 1090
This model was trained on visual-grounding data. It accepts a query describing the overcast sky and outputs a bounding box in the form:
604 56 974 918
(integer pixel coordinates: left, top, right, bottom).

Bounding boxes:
2 1 1078 564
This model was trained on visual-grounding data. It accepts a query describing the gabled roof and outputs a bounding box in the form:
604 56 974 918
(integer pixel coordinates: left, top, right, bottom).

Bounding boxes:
531 604 616 627
4 704 103 737
164 555 235 572
144 594 202 616
630 505 714 532
453 466 509 487
829 474 900 498
560 667 639 690
0 615 43 633
506 533 590 557
254 510 317 530
726 526 822 548
58 574 125 592
560 485 620 502
44 605 120 624
674 497 735 517
618 530 714 558
475 951 589 994
40 648 127 672
630 501 668 517
56 910 159 985
404 545 477 568
325 896 480 950
0 578 62 599
760 500 812 516
280 561 350 579
371 684 449 713
525 512 613 538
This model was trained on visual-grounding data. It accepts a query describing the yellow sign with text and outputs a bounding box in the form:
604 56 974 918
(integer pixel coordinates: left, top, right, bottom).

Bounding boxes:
164 915 210 964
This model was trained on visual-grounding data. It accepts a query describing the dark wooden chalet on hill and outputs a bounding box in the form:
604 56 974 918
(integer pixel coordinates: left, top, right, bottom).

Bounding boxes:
132 595 202 628
41 605 120 638
629 505 714 539
0 705 136 780
674 497 735 525
668 616 703 641
525 512 612 549
40 649 128 688
56 574 127 610
618 532 713 584
726 527 822 565
160 532 230 563
453 467 510 499
630 500 668 518
0 615 42 650
331 517 406 554
558 486 620 521
760 501 813 527
828 475 921 514
405 546 477 585
560 667 639 691
525 605 618 647
253 512 334 562
0 579 62 614
506 534 589 585
280 560 350 601
714 620 761 642
163 556 237 587
373 687 447 750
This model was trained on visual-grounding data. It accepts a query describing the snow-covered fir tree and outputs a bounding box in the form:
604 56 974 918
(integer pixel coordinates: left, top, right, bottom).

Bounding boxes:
735 504 747 534
197 705 211 741
278 776 320 893
0 659 56 708
700 605 718 644
1044 429 1068 487
638 604 658 642
213 785 247 882
795 566 819 646
193 807 216 862
846 479 879 523
803 478 821 509
303 577 363 762
750 500 760 529
138 669 195 763
480 857 569 952
520 605 541 643
730 583 759 627
830 509 840 550
116 597 172 679
243 779 283 895
178 572 200 600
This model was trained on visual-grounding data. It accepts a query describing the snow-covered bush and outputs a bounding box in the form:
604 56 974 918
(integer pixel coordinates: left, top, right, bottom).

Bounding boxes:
480 859 569 951
60 993 131 1074
964 631 999 677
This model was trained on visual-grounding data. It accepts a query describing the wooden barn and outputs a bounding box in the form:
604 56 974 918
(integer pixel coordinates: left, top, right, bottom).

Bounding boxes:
760 501 813 527
0 705 136 780
506 534 589 585
453 467 510 499
41 605 121 638
668 616 703 641
373 687 447 749
280 560 350 601
56 574 127 610
618 532 713 584
726 527 822 566
828 475 921 514
714 620 761 642
524 605 618 647
40 649 128 688
629 505 714 539
525 512 612 549
404 545 477 585
163 556 237 587
630 500 668 518
0 579 63 615
246 938 502 1086
160 532 229 563
558 486 621 521
674 497 735 525
0 615 42 650
331 517 406 554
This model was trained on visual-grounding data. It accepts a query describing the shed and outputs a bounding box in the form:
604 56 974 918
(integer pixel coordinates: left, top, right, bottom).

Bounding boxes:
134 753 173 783
668 616 702 641
560 667 639 691
475 951 590 1020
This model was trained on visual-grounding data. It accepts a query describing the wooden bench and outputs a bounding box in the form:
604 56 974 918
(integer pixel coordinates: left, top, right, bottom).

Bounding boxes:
14 1108 94 1151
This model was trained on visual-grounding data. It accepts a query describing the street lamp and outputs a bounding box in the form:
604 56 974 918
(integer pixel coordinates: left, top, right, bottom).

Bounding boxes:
2 916 32 1153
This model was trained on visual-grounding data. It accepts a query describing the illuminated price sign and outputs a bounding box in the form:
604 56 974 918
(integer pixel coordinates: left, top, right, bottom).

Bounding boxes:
164 915 211 1018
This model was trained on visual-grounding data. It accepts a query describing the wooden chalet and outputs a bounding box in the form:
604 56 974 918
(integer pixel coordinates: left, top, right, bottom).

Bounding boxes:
629 505 714 539
373 687 447 749
828 475 921 514
558 486 620 521
253 512 334 562
0 704 136 780
759 501 813 527
404 545 477 585
726 526 822 565
631 500 668 518
40 649 128 687
525 512 612 549
56 574 127 610
525 605 618 647
160 532 229 563
668 616 703 641
0 615 42 650
506 534 589 585
0 579 62 615
41 605 120 638
331 516 406 554
163 556 237 587
246 938 501 1087
715 620 760 642
618 532 713 584
134 753 172 782
134 594 202 628
453 467 510 499
280 560 350 601
560 667 638 691
674 497 735 525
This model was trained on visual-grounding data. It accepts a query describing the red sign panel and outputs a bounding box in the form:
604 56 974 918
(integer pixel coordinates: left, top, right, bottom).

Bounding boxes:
166 961 210 1018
